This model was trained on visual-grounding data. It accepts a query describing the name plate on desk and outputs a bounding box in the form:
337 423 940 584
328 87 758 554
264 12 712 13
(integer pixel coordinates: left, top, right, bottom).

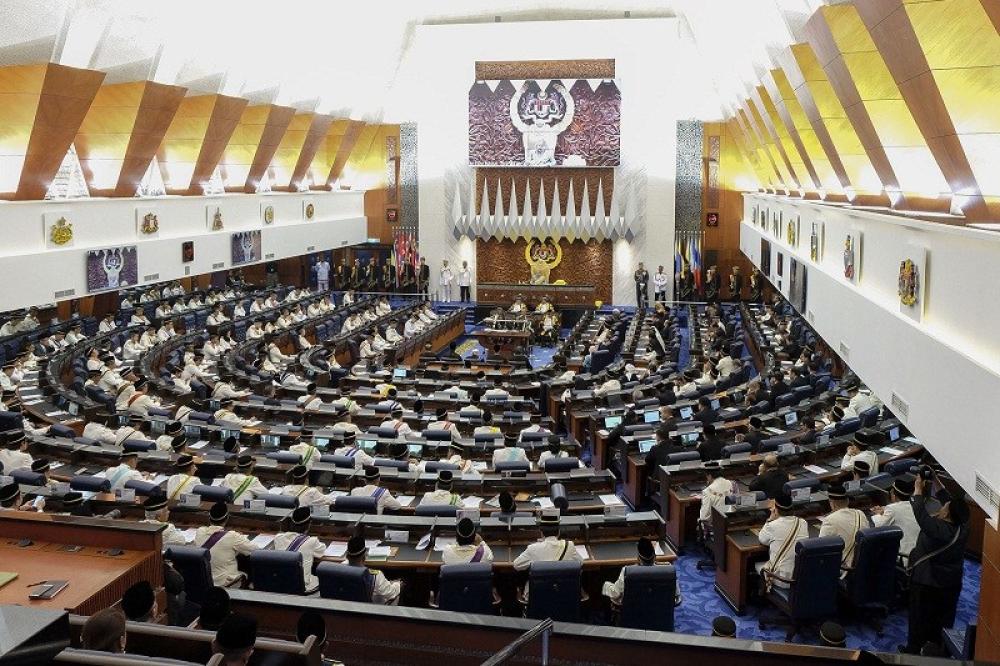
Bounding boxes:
569 467 594 478
604 503 627 518
244 499 266 513
311 505 330 519
679 460 701 470
180 494 200 507
115 488 136 502
791 488 810 503
731 452 751 462
739 494 758 507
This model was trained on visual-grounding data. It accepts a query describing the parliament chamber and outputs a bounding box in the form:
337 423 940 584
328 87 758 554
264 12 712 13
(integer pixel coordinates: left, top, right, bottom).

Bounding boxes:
0 2 999 665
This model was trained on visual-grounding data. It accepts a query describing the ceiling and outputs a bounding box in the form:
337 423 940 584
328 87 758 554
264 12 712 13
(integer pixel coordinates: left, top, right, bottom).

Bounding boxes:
0 0 827 122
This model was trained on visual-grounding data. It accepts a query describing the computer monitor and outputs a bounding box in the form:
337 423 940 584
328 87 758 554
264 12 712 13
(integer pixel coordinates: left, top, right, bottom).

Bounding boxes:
184 425 201 437
710 399 720 410
360 438 376 452
643 410 660 424
784 411 798 426
408 444 422 456
393 368 407 379
681 431 700 445
313 437 330 449
222 429 240 442
150 420 165 436
888 426 900 442
679 406 693 420
262 434 280 447
207 399 221 412
604 415 623 429
639 439 655 454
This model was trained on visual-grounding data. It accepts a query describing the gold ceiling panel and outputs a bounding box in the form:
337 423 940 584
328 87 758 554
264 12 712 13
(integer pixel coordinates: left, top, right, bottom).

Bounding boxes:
157 95 218 194
731 108 775 187
0 64 48 196
763 71 822 191
219 105 272 190
327 120 366 186
821 4 878 54
754 84 810 189
270 113 315 190
306 119 349 187
907 0 1000 69
744 97 796 189
727 118 773 189
771 68 841 193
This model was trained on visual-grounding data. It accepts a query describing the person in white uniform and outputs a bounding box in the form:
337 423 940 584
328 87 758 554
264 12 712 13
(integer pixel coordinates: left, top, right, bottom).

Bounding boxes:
841 436 879 475
756 493 810 589
333 432 375 469
0 432 33 472
439 260 455 303
441 517 494 564
698 461 735 523
349 465 403 513
314 257 331 292
167 455 201 501
602 537 674 606
818 483 870 576
512 513 584 571
193 502 258 587
457 260 473 303
272 506 328 593
104 451 147 490
344 536 401 605
653 265 669 303
871 476 920 561
222 455 269 501
141 495 186 548
419 470 462 508
281 465 334 507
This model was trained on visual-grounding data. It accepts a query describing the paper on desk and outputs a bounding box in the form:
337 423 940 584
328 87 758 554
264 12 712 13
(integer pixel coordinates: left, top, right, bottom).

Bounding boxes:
151 474 170 486
472 461 488 472
804 464 827 475
369 546 392 557
462 497 483 509
484 495 501 508
433 537 456 552
599 494 623 506
365 539 382 549
251 535 274 549
880 446 905 456
534 497 555 509
211 478 226 487
324 542 348 558
50 461 63 469
189 440 209 450
180 528 198 544
395 495 415 507
575 545 590 560
653 542 665 557
92 471 106 479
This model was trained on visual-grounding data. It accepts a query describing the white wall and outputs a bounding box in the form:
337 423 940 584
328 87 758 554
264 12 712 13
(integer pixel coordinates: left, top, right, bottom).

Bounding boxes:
740 194 1000 517
0 191 367 310
410 18 714 305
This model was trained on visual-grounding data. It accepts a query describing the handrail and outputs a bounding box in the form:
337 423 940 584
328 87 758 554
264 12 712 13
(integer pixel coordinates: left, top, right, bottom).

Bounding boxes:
481 618 554 666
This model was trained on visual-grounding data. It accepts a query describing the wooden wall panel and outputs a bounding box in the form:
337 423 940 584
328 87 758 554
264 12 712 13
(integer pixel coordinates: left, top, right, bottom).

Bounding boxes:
702 122 754 285
327 120 366 186
243 104 295 193
189 94 248 194
977 521 1000 661
15 64 105 200
475 238 612 302
289 114 334 189
117 82 187 197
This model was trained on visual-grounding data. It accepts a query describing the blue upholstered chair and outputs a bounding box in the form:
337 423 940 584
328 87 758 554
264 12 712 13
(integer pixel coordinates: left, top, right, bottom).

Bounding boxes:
317 563 373 602
423 461 459 473
48 423 76 439
423 429 452 441
333 496 378 514
722 442 752 458
834 417 862 437
619 564 677 631
124 479 164 497
841 526 903 634
542 457 581 473
322 454 357 468
70 475 111 492
436 563 495 614
123 439 156 452
265 451 302 464
261 493 298 509
250 550 306 595
525 561 582 622
415 504 458 517
373 458 409 471
858 406 880 428
495 461 530 473
759 536 844 640
165 546 215 604
666 451 701 465
191 484 233 503
884 458 918 476
11 469 45 486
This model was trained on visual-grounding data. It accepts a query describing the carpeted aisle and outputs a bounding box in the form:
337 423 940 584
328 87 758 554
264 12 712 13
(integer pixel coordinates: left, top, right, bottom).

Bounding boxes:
671 553 980 652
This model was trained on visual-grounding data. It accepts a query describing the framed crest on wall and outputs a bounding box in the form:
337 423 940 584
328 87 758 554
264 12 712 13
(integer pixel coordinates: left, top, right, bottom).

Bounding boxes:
843 230 862 284
136 207 159 238
809 221 824 262
206 206 224 231
261 203 275 225
303 200 316 221
44 211 74 248
898 245 927 322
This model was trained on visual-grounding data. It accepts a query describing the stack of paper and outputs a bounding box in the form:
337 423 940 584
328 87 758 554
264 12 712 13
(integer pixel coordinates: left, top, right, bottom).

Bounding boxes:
324 542 348 558
575 545 590 560
180 528 198 544
462 497 483 509
533 497 555 509
250 535 274 549
599 494 623 506
433 537 456 552
396 495 415 507
804 464 827 475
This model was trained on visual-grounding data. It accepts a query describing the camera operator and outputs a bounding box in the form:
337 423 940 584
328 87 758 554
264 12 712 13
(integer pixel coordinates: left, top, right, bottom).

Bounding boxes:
903 466 970 655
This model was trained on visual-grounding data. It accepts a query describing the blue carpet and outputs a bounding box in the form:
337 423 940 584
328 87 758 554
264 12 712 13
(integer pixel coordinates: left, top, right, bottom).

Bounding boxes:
672 553 980 652
678 321 692 370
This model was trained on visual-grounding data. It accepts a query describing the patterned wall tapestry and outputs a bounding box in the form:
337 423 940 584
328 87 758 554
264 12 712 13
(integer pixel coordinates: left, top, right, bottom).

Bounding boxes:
385 135 398 205
469 79 621 167
706 135 720 210
476 238 613 302
675 120 703 232
400 123 419 234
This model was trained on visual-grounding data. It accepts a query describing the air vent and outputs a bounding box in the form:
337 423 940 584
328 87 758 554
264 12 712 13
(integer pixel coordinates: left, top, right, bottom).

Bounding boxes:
976 474 1000 511
54 288 76 299
341 240 348 246
306 245 315 252
265 253 275 260
184 267 191 276
839 341 849 361
890 392 909 420
143 273 159 282
212 262 225 269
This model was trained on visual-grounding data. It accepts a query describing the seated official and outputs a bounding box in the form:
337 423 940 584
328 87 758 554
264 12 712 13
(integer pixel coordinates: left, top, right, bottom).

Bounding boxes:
492 433 529 467
818 483 870 577
696 422 724 461
537 434 583 469
273 506 327 594
350 465 403 513
333 431 375 468
512 514 584 571
345 535 402 605
698 461 733 523
194 502 259 587
104 451 148 490
442 517 494 564
748 454 789 499
841 436 879 474
167 454 200 500
141 495 186 548
756 493 809 589
155 420 185 451
282 464 334 506
420 470 462 507
602 537 678 608
223 455 270 501
0 431 33 471
644 424 682 473
427 406 462 440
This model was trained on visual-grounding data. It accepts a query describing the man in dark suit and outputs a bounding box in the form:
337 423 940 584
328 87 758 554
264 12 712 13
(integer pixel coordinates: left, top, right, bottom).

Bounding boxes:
349 259 361 289
769 371 790 407
748 454 789 499
657 406 678 433
418 259 430 298
644 424 684 473
694 396 719 426
696 423 725 462
796 418 818 445
333 261 347 291
789 367 811 390
657 383 677 406
743 415 766 453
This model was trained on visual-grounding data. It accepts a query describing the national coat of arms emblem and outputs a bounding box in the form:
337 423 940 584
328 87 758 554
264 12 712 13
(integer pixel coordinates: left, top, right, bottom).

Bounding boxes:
50 217 73 245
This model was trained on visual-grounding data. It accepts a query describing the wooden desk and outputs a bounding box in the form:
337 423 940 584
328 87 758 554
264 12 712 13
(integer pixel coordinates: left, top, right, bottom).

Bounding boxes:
0 513 163 615
477 283 598 307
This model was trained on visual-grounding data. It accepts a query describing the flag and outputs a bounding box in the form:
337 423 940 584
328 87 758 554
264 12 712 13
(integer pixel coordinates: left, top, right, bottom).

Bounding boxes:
674 235 682 277
691 234 703 292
